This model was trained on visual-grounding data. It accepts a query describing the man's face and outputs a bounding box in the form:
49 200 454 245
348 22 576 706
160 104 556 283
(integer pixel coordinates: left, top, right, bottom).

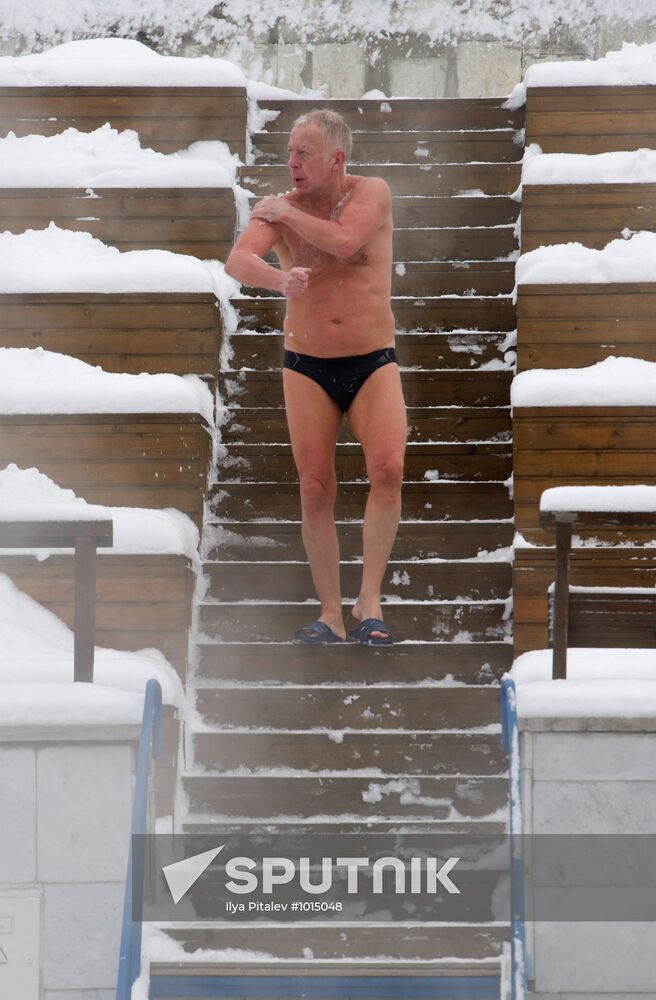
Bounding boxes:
287 124 340 193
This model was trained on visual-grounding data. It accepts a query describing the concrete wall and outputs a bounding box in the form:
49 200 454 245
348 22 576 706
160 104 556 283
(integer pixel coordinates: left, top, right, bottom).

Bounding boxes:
0 730 137 999
520 721 656 999
2 13 656 99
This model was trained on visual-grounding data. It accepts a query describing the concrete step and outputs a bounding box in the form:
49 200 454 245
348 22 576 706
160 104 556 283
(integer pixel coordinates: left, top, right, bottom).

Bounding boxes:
243 261 516 298
227 331 513 371
218 370 513 408
217 442 511 484
252 128 522 165
239 162 521 197
203 559 511 602
196 600 511 643
258 96 523 132
191 729 507 775
194 640 511 685
220 405 511 445
203 519 513 562
230 295 516 333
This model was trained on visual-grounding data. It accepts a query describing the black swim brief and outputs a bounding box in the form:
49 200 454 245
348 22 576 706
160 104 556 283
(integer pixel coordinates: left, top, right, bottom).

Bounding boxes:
282 346 398 413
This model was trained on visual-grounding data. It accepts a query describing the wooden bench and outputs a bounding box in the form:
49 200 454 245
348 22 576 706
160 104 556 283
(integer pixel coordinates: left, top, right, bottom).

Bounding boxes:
0 414 212 527
525 86 656 154
0 513 112 682
0 188 236 259
0 292 221 378
521 184 656 253
513 544 656 658
538 488 656 678
516 282 656 371
0 551 194 682
0 86 248 159
513 405 656 543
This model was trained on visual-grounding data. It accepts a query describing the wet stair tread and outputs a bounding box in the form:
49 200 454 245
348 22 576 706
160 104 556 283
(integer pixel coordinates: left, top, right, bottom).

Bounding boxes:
194 640 512 685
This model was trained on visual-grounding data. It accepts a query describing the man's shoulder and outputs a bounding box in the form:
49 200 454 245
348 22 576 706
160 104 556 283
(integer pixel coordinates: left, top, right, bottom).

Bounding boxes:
352 175 391 198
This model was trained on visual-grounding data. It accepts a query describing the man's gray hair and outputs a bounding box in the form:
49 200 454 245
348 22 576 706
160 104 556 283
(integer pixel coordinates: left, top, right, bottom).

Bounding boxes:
291 108 353 162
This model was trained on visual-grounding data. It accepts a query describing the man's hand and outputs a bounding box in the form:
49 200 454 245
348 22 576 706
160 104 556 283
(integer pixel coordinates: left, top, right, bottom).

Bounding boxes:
279 266 311 299
251 195 290 224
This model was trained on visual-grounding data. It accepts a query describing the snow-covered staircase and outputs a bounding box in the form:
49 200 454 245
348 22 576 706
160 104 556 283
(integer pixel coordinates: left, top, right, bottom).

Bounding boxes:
150 96 522 997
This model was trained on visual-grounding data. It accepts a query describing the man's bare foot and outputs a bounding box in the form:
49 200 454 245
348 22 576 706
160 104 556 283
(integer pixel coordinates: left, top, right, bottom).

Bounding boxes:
351 600 387 641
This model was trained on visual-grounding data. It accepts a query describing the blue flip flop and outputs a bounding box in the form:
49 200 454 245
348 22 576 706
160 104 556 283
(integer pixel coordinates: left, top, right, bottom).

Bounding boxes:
348 618 394 646
293 620 345 644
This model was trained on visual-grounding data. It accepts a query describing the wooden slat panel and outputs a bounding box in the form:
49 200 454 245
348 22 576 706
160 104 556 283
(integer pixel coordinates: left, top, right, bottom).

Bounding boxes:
526 86 656 153
253 131 522 164
0 86 248 156
0 414 211 525
513 406 656 536
0 292 220 375
513 546 656 656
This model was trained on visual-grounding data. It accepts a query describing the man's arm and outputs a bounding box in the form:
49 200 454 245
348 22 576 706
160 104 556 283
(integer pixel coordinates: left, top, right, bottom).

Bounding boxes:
224 217 311 298
251 178 390 259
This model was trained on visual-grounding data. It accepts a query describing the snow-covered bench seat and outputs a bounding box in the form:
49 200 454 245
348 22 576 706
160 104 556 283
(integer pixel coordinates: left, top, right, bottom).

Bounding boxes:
0 38 248 158
517 147 656 254
512 357 656 542
0 465 199 681
0 125 242 259
515 232 656 371
538 486 656 677
0 349 214 527
0 226 239 379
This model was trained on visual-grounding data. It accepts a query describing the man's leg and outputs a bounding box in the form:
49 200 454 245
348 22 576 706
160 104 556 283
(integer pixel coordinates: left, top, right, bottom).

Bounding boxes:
283 367 346 639
346 362 407 639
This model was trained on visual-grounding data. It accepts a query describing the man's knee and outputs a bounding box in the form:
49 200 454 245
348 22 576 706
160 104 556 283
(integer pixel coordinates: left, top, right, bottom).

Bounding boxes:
299 469 337 514
368 454 404 492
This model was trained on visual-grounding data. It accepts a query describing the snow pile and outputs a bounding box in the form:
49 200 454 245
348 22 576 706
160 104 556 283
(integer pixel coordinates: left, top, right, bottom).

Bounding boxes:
0 125 240 188
0 571 182 725
0 223 239 298
521 145 656 187
0 465 199 559
512 356 656 408
0 347 213 421
541 485 656 514
507 40 656 108
511 649 656 718
0 37 247 87
515 231 656 289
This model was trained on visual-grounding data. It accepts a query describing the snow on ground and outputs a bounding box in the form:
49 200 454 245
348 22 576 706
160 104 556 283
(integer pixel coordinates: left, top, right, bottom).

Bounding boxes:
0 346 214 420
0 224 239 298
510 649 656 718
512 356 656 408
0 125 240 188
541 485 656 514
507 40 656 108
0 464 199 559
0 571 183 725
514 231 656 291
520 145 656 187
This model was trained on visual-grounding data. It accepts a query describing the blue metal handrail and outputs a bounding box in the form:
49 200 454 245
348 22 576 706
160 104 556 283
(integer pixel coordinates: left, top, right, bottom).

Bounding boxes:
500 676 526 1000
116 678 163 1000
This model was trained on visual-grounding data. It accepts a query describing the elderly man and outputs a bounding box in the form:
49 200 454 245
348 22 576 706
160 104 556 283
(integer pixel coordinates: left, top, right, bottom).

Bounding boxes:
225 109 406 645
